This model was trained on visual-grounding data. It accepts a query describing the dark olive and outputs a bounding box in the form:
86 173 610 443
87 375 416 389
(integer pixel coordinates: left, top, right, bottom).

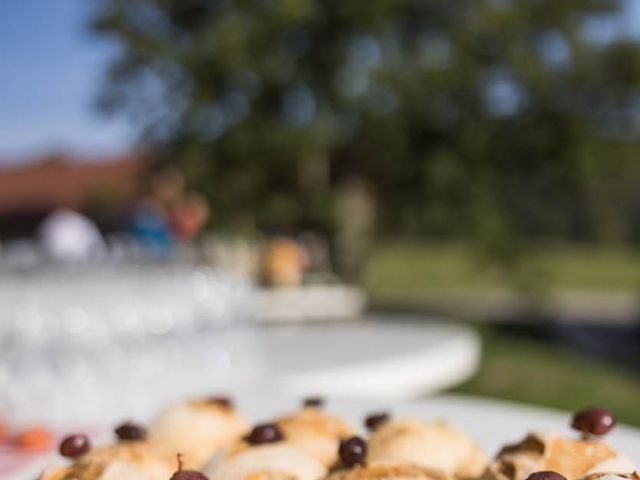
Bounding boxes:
525 472 568 480
364 412 390 431
207 396 233 408
170 454 209 480
59 434 91 458
339 436 367 467
115 421 147 441
170 470 209 480
245 423 284 444
303 397 324 408
571 407 616 436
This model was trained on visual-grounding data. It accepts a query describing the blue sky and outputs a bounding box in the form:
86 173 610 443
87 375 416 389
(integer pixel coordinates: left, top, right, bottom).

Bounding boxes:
1 1 640 165
0 0 131 164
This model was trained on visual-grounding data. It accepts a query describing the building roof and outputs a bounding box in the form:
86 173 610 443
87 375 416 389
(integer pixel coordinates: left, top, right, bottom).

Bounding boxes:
0 155 148 216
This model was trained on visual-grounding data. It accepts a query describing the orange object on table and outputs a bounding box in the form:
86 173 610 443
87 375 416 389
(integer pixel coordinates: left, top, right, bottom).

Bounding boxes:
262 237 305 286
14 426 54 452
0 419 6 443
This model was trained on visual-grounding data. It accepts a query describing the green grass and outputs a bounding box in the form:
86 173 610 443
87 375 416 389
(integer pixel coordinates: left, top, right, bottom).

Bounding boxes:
366 241 640 427
366 241 640 307
453 326 640 427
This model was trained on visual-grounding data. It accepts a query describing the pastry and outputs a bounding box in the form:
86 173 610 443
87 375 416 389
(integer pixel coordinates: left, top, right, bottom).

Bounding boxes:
482 432 636 480
276 400 356 467
38 396 638 480
483 408 636 480
580 473 640 480
366 416 486 479
149 396 249 467
328 435 450 480
327 463 452 480
41 432 179 480
204 423 326 480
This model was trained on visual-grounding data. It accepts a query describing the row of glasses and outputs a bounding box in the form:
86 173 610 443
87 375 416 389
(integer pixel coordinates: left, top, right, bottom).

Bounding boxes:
0 261 252 427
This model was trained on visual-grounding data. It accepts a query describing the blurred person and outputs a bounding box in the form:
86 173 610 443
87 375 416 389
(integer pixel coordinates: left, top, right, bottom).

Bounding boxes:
169 192 210 241
125 166 185 258
126 199 174 258
38 208 105 262
148 165 185 207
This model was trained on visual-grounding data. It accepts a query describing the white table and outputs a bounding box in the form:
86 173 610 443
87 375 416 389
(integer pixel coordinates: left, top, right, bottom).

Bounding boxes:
233 316 481 399
0 315 480 427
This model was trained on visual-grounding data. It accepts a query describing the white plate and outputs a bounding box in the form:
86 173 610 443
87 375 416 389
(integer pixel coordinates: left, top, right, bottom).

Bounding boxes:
10 394 639 480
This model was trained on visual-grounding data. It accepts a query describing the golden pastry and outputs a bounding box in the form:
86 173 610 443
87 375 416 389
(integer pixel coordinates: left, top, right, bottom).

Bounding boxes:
580 473 640 480
276 400 356 467
367 417 486 479
327 463 452 480
482 431 636 480
149 396 249 467
41 433 179 480
204 423 326 480
328 435 451 480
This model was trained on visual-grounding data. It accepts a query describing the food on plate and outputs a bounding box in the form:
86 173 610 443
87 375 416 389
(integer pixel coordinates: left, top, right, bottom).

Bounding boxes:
328 435 449 480
115 421 148 441
203 423 327 480
364 412 391 432
327 463 451 480
525 472 568 480
482 431 636 480
40 432 180 480
526 472 640 480
366 415 487 479
579 473 640 480
482 408 636 480
35 399 637 480
275 398 357 467
571 408 616 438
169 455 209 480
303 398 325 408
59 433 92 457
148 396 249 467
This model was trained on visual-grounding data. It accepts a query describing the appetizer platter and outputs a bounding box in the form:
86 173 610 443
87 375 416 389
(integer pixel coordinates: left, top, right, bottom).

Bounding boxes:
9 395 640 480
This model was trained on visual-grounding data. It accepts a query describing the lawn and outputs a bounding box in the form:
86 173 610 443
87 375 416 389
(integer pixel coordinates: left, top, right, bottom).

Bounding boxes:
366 241 640 427
367 241 640 298
454 326 640 427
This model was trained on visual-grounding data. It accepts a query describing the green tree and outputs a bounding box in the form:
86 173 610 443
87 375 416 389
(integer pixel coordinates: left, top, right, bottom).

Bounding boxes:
93 0 640 279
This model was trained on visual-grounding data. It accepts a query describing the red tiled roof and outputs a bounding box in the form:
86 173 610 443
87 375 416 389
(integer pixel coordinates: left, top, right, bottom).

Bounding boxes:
0 155 148 215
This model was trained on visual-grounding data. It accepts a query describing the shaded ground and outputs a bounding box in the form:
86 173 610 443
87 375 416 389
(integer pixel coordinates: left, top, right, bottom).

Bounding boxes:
367 241 640 427
452 324 640 427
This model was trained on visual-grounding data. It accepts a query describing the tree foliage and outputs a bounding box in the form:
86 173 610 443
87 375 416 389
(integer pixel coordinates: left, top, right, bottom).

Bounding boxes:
93 0 640 261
